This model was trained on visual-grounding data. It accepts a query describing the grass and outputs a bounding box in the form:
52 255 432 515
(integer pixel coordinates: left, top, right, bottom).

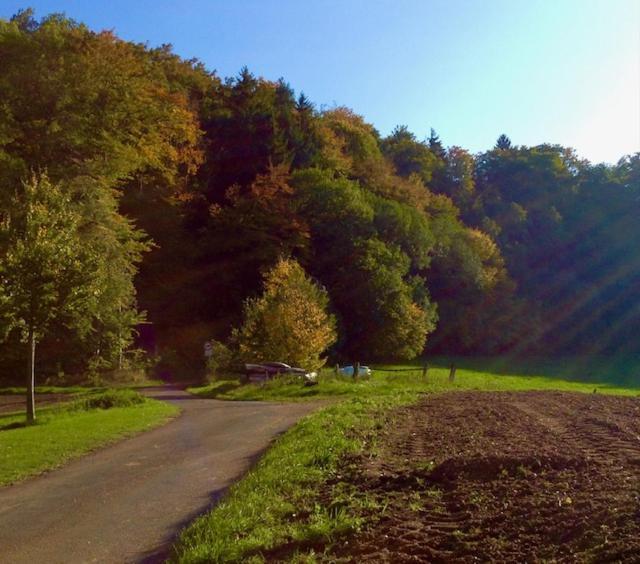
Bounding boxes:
0 390 178 486
172 395 399 563
174 357 640 563
189 356 640 402
0 385 104 395
0 380 164 396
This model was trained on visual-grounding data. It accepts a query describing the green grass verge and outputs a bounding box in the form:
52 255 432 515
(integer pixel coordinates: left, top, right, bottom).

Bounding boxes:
0 390 178 486
175 358 640 563
190 357 640 402
172 394 405 563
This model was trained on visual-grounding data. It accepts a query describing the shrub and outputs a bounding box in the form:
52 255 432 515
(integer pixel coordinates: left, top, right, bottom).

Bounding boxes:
233 258 337 371
73 389 146 411
205 340 237 381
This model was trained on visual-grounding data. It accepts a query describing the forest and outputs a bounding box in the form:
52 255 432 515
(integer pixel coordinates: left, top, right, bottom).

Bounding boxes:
1 10 639 384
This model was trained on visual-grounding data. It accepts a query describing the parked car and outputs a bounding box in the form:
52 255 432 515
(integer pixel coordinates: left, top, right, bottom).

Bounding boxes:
243 362 318 385
339 365 372 378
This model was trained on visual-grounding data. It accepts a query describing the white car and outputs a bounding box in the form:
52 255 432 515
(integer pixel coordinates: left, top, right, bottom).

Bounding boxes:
339 365 372 378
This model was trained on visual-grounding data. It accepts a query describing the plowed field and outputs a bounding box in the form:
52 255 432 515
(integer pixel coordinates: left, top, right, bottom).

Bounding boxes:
330 391 640 563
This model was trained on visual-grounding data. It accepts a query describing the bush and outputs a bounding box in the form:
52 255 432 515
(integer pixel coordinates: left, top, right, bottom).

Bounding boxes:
234 258 337 371
73 389 146 411
205 340 237 382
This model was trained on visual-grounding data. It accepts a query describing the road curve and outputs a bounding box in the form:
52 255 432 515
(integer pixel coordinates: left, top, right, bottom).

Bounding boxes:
0 387 322 563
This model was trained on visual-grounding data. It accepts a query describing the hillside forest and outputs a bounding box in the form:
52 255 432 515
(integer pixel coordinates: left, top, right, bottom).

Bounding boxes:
1 11 639 382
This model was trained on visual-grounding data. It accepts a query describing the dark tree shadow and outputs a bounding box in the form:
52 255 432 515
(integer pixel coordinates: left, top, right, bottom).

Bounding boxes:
136 433 289 563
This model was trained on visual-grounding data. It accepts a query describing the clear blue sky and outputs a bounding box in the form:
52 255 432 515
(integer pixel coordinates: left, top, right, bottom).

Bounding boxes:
2 0 638 163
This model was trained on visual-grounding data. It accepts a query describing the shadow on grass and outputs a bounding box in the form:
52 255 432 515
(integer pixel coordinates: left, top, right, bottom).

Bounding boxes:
0 420 35 432
197 381 244 398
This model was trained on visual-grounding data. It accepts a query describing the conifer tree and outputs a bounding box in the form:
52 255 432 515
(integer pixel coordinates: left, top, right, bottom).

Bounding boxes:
495 134 512 150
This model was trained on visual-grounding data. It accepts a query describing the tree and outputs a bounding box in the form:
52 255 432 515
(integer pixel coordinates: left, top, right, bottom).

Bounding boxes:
291 169 438 359
331 239 436 360
381 125 438 185
0 12 198 378
0 174 100 421
495 134 512 150
0 14 203 195
428 128 446 160
233 258 336 370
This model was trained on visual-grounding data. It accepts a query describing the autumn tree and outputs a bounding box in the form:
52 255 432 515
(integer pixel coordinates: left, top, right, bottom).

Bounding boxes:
0 11 201 378
233 258 336 370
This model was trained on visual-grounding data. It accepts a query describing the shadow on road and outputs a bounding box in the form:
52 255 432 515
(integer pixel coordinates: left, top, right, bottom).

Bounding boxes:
136 435 287 563
144 393 202 402
136 485 228 563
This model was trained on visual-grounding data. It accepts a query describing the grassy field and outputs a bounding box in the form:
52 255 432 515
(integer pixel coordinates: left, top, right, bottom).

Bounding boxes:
174 358 640 563
190 356 640 402
0 390 179 485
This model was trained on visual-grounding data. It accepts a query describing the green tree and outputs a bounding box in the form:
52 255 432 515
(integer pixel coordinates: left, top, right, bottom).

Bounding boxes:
495 134 512 150
292 169 437 359
381 125 438 185
333 239 436 360
233 258 336 370
0 11 198 377
0 174 100 421
428 128 446 160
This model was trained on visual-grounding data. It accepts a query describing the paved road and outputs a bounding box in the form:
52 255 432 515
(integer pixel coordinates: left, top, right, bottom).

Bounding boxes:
0 387 321 563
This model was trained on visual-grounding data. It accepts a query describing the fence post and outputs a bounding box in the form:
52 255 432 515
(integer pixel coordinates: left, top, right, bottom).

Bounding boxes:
335 363 340 376
353 361 360 381
449 363 456 383
422 363 429 381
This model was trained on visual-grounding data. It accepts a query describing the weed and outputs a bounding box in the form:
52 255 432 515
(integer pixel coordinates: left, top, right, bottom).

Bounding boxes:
71 389 146 411
415 459 436 472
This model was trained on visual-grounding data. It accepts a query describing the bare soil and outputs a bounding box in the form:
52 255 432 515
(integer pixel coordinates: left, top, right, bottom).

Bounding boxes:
329 391 640 563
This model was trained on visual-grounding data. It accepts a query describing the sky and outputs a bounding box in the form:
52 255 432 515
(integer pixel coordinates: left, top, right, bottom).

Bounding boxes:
2 0 638 164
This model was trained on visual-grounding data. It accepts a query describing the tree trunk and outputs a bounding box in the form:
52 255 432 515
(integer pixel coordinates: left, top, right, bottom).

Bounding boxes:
26 329 36 423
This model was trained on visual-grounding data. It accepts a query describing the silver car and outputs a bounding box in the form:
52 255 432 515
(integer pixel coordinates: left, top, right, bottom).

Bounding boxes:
244 362 318 385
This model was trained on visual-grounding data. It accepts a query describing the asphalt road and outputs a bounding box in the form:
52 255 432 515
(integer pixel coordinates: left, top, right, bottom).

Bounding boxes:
0 387 321 563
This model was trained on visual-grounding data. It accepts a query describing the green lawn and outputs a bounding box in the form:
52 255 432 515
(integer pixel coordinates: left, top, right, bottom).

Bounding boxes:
0 390 178 485
174 358 640 563
189 357 640 402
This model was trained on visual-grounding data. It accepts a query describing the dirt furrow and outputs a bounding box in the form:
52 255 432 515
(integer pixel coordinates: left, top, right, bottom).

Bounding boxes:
326 391 640 563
